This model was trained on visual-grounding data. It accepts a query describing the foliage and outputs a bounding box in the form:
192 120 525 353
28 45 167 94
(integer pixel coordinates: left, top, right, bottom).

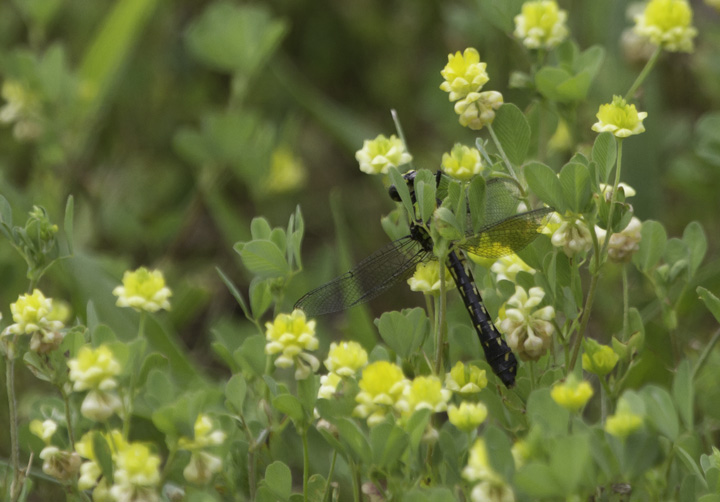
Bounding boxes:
1 0 720 501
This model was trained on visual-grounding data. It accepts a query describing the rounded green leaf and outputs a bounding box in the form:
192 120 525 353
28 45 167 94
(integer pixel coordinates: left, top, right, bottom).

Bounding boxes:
237 239 289 278
493 103 530 166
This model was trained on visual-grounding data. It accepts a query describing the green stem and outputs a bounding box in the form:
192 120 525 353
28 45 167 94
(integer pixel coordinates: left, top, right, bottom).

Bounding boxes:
487 124 519 182
301 428 310 501
622 265 630 341
692 327 720 381
569 141 624 371
6 347 24 502
624 46 662 101
434 263 448 375
61 386 76 448
321 450 338 502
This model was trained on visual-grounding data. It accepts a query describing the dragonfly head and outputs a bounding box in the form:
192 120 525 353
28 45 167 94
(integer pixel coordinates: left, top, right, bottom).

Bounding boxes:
388 170 417 202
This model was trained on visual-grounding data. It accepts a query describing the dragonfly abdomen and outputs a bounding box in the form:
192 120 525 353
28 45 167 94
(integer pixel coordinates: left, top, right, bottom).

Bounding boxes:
446 250 518 388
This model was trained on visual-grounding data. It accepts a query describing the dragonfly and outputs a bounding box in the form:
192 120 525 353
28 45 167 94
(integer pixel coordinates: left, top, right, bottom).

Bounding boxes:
294 170 553 387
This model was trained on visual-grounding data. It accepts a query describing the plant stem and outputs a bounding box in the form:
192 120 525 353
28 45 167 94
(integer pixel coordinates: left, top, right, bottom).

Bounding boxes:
622 265 630 341
322 450 338 502
434 262 447 375
6 348 24 502
487 124 518 182
302 428 310 501
61 386 76 448
624 46 662 101
692 327 720 381
569 140 624 370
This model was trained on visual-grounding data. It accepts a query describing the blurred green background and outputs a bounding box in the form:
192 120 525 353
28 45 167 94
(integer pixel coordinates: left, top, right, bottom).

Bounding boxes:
0 0 719 377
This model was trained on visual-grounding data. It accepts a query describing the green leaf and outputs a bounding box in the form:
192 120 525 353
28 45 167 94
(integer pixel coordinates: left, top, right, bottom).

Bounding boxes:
236 239 289 278
370 422 409 469
388 167 414 219
249 278 273 320
492 103 530 166
591 132 616 184
673 360 694 431
683 221 707 278
698 287 720 324
524 162 564 211
335 418 372 465
234 334 267 376
416 180 436 224
641 385 679 441
559 162 592 213
185 3 287 75
226 373 247 414
264 461 292 500
251 217 273 240
0 195 12 227
632 220 667 273
64 195 74 255
550 434 592 495
216 266 251 320
92 431 114 484
675 446 707 491
296 374 317 419
515 462 564 497
272 394 304 424
467 175 487 233
375 308 429 359
138 352 168 388
526 388 569 436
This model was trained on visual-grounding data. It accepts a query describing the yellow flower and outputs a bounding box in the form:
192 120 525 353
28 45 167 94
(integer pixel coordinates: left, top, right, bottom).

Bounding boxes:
592 96 647 138
549 213 593 257
324 341 368 376
0 80 43 141
599 182 637 201
441 144 484 181
551 376 594 412
396 375 452 415
582 339 620 376
514 0 569 50
355 134 412 175
407 261 454 294
354 361 408 426
463 439 504 485
497 286 555 361
605 400 644 439
39 446 81 482
184 451 223 485
454 91 504 131
179 414 226 450
318 372 343 400
490 255 535 283
445 361 488 394
264 145 307 194
109 443 161 502
75 430 128 491
511 439 531 469
3 289 64 337
30 419 57 444
265 309 320 379
113 267 172 313
68 345 121 391
448 402 488 432
595 216 643 263
439 48 489 102
634 0 697 52
81 390 123 422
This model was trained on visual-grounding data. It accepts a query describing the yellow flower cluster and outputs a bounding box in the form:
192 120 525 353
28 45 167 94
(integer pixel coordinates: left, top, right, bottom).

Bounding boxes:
441 144 484 181
113 267 172 313
354 361 408 426
463 439 515 501
407 261 454 294
440 48 504 130
355 134 412 175
324 341 368 376
265 309 320 379
444 361 487 395
514 0 570 50
551 376 594 412
634 0 697 52
178 415 226 484
68 345 123 421
592 96 647 138
497 286 555 361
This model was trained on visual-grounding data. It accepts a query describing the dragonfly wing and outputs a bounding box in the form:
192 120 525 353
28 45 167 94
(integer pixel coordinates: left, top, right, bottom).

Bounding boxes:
461 207 554 259
294 236 430 316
